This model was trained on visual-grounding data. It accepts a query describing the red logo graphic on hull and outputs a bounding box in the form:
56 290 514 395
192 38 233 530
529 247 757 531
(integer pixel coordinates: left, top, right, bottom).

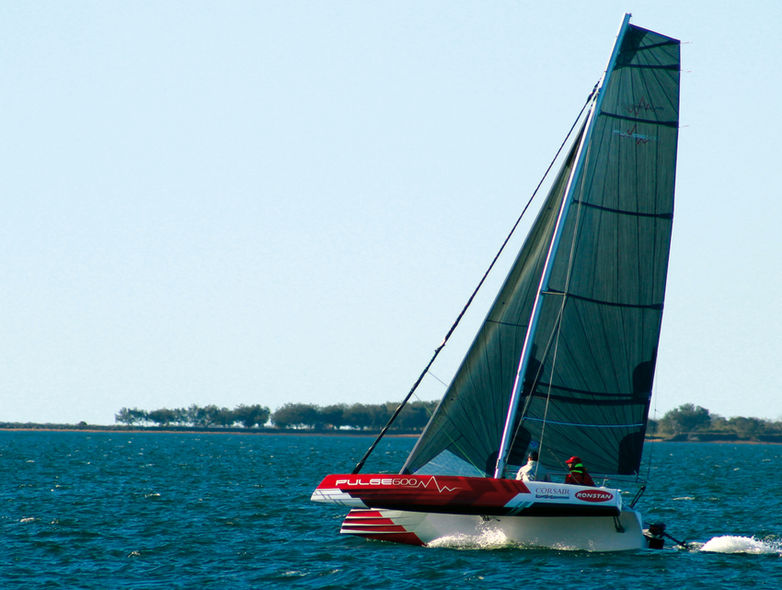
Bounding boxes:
575 489 613 503
334 476 459 493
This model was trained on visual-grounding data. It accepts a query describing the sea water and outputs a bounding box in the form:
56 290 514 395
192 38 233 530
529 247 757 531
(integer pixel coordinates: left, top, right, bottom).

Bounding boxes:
0 431 779 588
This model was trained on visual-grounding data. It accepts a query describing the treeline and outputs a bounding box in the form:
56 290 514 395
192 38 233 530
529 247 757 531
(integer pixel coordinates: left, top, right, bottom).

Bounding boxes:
115 404 271 428
648 404 782 441
114 401 438 431
113 401 781 441
269 401 437 430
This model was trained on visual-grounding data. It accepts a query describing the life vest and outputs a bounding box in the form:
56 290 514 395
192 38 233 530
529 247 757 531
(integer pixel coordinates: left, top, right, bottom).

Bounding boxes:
565 463 595 486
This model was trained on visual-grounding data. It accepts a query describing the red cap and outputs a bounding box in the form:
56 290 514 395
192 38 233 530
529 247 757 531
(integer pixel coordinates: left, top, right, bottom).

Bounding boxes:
566 456 581 464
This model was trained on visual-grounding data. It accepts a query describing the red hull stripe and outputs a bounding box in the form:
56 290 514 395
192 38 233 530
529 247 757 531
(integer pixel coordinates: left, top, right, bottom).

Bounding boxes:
343 517 396 525
345 510 384 518
342 524 407 533
352 532 424 546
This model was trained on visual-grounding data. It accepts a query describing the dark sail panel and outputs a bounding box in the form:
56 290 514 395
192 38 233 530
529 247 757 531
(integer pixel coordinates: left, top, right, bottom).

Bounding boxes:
513 25 680 476
401 130 584 476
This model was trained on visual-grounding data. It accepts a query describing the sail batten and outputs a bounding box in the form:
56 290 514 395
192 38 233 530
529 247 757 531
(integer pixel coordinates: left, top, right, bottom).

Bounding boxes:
570 200 673 219
601 112 678 127
526 386 650 400
542 290 664 310
522 418 645 429
615 63 679 71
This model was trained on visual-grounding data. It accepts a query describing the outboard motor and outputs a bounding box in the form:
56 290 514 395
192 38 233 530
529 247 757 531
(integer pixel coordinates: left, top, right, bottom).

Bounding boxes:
644 522 666 549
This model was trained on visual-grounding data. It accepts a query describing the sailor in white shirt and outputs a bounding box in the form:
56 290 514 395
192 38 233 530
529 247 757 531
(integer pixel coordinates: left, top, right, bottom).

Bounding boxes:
515 450 550 482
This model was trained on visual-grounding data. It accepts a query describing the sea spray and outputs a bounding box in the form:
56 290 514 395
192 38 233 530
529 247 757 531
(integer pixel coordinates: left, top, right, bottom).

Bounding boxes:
428 527 511 550
700 535 780 555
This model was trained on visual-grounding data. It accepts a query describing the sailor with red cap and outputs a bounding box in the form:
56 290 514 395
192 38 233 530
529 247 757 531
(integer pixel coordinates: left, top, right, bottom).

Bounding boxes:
564 456 595 486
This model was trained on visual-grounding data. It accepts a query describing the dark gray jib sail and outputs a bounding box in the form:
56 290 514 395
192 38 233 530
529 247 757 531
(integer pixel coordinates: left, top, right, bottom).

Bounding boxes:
402 17 680 479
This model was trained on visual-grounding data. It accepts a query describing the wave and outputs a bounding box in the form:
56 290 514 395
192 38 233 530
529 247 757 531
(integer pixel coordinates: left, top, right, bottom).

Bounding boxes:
428 528 512 550
699 535 781 555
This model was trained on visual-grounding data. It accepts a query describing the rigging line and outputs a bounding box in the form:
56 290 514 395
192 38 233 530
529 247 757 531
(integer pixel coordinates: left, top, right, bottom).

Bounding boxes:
535 181 584 445
510 145 590 466
644 378 658 482
462 85 602 470
403 393 479 472
536 303 566 469
507 295 562 460
508 158 593 449
352 85 599 475
426 371 449 388
511 294 568 472
536 149 589 462
411 392 486 475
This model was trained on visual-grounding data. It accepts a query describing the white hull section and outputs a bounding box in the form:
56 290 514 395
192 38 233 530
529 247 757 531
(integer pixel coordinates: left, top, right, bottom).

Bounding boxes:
342 507 646 551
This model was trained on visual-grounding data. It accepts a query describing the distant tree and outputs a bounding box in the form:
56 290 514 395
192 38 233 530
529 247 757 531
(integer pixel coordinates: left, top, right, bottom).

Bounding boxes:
172 407 190 425
709 414 729 431
200 405 227 427
646 418 659 435
318 404 346 429
115 407 131 425
148 408 177 426
233 404 270 428
185 404 201 426
186 404 207 427
342 404 375 429
271 403 319 428
726 416 764 439
395 401 436 430
115 407 148 425
658 404 711 434
768 419 782 434
214 407 237 427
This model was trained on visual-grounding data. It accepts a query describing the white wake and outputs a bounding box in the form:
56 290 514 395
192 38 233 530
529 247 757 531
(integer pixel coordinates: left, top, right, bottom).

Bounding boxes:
699 535 780 555
428 527 511 550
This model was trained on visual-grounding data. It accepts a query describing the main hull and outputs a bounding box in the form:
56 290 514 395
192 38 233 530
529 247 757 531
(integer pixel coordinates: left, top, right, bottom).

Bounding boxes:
341 507 645 551
312 473 646 551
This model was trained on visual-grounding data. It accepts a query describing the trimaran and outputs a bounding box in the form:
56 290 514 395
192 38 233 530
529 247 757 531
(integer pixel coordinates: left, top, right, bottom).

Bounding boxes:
312 14 681 551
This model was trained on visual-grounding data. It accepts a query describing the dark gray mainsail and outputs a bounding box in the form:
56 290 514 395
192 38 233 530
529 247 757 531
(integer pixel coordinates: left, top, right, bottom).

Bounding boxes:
402 20 680 479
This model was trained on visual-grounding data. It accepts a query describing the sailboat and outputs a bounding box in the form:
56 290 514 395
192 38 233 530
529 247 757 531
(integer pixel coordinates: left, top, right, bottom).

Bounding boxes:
312 14 680 551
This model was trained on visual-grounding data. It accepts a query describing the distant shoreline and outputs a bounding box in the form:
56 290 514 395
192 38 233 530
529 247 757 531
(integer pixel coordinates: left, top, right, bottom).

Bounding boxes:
1 425 780 443
0 426 421 437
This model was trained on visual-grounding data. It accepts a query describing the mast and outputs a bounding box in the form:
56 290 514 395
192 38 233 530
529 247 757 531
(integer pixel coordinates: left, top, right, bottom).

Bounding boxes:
493 14 633 479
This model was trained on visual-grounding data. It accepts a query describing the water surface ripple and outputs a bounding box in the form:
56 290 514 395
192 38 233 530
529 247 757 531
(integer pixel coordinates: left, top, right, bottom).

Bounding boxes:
1 432 779 588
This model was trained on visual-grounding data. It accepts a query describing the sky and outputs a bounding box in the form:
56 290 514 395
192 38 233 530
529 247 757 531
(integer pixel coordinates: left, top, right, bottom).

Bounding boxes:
1 1 780 425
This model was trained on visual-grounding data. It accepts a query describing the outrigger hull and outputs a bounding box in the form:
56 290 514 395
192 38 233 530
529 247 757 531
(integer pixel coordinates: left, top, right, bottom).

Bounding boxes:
312 474 646 551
